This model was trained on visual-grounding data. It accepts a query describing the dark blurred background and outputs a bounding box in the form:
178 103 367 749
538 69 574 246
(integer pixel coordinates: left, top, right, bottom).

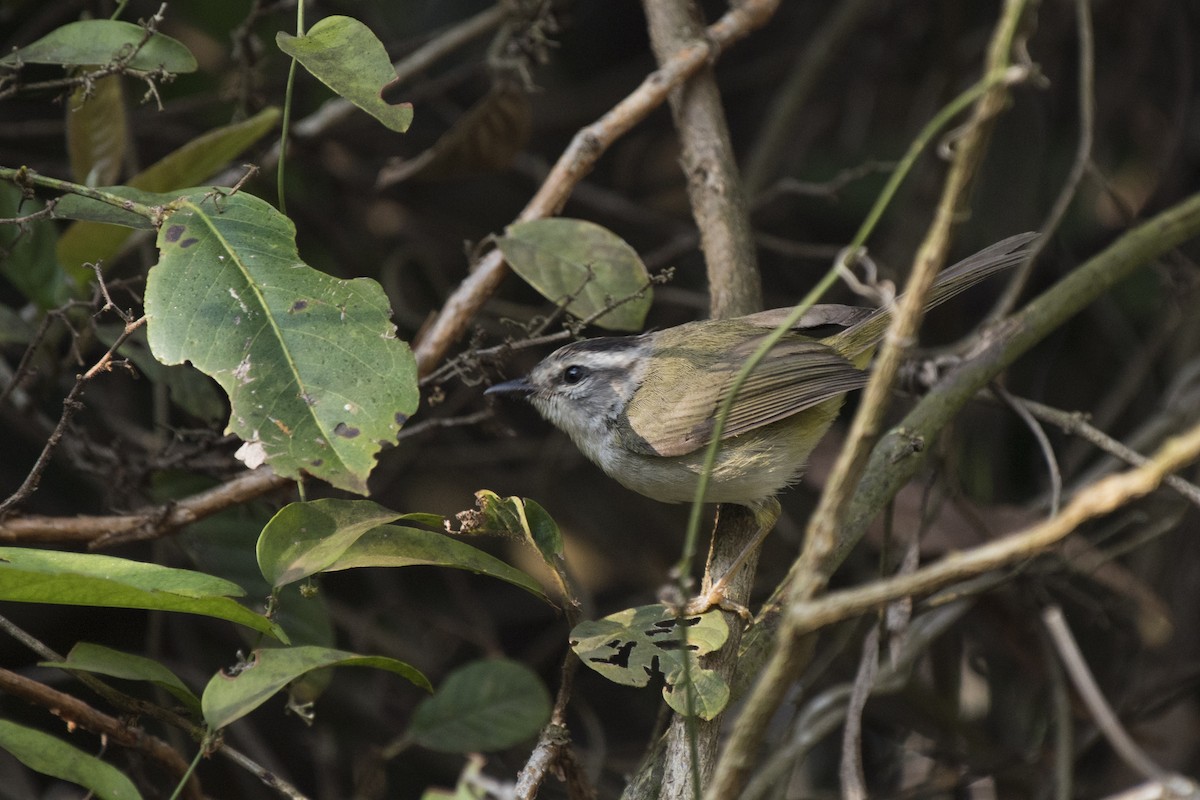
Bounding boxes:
2 0 1200 797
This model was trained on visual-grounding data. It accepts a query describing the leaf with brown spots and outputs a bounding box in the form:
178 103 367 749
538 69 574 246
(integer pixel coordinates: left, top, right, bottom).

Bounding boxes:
145 191 418 493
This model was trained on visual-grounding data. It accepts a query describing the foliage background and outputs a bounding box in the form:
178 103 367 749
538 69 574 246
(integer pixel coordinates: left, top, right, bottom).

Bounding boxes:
2 0 1200 798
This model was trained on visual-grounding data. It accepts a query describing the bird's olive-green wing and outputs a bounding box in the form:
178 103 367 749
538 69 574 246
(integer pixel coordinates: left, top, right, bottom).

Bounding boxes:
621 333 867 458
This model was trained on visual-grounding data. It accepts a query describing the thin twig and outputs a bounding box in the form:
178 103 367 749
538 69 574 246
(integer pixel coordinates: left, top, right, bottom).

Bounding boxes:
708 3 1032 795
994 384 1063 515
0 315 148 516
784 420 1200 635
412 0 783 376
989 0 1095 320
1014 395 1200 510
1041 606 1167 781
838 625 879 800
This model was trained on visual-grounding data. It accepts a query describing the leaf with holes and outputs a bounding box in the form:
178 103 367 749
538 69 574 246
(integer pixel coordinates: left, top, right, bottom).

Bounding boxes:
144 191 418 493
570 604 729 719
454 490 563 564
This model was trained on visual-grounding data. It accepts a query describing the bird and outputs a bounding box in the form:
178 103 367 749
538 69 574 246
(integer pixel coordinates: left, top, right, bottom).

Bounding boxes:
488 233 1036 610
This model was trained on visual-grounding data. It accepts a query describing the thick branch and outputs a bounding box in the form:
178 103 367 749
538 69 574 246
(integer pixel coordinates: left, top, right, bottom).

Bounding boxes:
639 0 773 796
0 468 292 547
645 0 762 319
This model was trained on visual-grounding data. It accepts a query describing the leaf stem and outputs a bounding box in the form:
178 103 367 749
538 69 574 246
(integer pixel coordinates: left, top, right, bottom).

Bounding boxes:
0 166 161 222
277 0 305 213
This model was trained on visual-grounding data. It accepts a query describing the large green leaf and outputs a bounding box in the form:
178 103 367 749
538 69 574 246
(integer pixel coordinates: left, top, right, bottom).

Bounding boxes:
0 547 284 640
408 660 550 752
322 524 547 600
497 218 653 331
41 642 201 715
0 721 142 800
201 646 430 729
570 604 730 719
256 498 403 587
144 191 419 493
256 498 543 597
56 108 281 280
277 16 413 132
0 19 197 72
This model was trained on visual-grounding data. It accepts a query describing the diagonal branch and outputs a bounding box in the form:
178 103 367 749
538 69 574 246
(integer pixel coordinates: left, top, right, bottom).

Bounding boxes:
411 0 782 376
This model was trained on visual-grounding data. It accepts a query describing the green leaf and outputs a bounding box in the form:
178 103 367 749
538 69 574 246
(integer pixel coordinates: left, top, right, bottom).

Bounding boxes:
201 646 430 729
0 721 142 800
52 185 179 229
56 108 281 281
570 604 730 719
497 218 653 331
144 191 419 494
174 495 336 650
1 19 197 72
408 660 550 752
41 642 201 715
277 16 413 133
257 498 403 588
0 547 285 641
0 183 70 308
322 523 547 600
662 662 730 719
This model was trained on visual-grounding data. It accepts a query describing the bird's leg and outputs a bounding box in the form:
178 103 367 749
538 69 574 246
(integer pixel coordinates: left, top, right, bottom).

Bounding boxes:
686 497 782 618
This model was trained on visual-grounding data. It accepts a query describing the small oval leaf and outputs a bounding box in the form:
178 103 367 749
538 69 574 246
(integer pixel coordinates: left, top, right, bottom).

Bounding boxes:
41 642 200 714
408 660 550 752
498 218 653 331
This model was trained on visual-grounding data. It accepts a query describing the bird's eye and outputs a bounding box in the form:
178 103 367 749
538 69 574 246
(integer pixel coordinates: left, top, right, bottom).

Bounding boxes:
562 365 587 385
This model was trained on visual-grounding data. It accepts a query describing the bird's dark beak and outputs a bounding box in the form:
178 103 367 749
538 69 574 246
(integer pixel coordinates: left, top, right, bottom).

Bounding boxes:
486 377 535 397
